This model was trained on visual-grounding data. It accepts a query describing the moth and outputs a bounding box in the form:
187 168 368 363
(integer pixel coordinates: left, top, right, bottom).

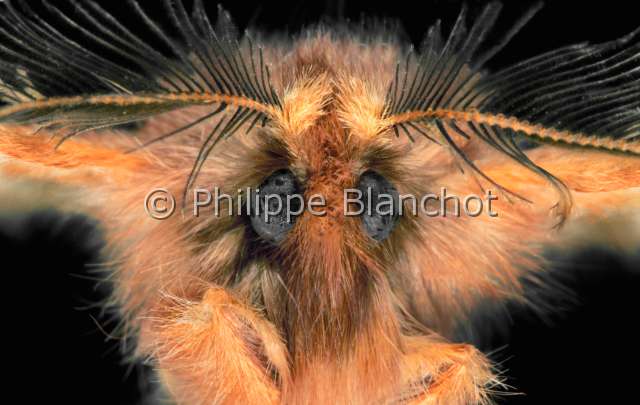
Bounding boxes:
0 0 638 404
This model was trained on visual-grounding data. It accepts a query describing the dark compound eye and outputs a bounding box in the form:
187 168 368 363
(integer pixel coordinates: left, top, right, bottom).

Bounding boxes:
249 169 302 245
357 171 400 242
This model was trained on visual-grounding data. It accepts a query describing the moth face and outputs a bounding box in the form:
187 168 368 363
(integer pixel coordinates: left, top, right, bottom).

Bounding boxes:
0 1 638 403
242 100 405 271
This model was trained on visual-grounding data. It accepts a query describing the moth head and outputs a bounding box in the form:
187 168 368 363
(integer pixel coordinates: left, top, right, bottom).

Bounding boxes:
0 0 638 353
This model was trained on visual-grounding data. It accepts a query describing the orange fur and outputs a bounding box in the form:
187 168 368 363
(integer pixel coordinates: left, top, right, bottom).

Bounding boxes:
0 125 148 186
0 30 639 405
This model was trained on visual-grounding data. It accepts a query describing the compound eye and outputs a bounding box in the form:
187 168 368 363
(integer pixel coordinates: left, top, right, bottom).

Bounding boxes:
249 169 302 245
356 170 400 242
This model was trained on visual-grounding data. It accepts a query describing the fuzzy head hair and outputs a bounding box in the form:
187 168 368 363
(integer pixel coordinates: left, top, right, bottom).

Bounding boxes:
0 1 638 404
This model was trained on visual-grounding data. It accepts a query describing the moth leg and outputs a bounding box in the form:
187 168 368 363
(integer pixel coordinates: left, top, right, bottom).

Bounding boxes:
138 287 290 405
402 336 498 405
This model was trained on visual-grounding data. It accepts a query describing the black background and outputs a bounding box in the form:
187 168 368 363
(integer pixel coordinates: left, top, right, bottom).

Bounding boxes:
1 1 639 404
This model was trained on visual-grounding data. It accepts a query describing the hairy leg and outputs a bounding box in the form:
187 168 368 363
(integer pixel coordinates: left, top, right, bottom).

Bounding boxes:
401 336 498 405
137 287 290 405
